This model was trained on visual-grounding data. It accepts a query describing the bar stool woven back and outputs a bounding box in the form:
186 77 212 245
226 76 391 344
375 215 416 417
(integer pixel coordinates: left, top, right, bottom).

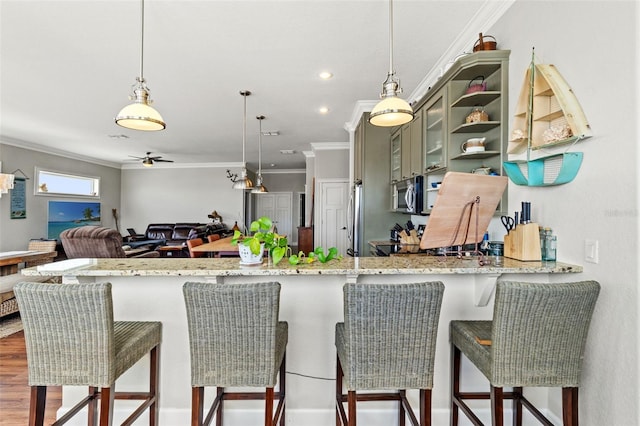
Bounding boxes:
450 280 600 426
14 281 162 426
335 281 445 426
183 281 287 426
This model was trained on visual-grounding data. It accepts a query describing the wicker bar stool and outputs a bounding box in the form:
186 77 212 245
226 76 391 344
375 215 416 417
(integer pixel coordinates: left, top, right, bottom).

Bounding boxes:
183 281 287 426
450 280 600 426
335 282 445 426
14 281 162 426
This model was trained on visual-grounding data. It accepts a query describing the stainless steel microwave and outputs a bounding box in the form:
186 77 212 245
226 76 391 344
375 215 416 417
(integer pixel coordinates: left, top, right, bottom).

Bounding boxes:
393 176 423 214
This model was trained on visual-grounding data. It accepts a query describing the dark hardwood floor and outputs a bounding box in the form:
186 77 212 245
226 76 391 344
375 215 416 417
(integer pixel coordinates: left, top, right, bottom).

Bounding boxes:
0 324 61 425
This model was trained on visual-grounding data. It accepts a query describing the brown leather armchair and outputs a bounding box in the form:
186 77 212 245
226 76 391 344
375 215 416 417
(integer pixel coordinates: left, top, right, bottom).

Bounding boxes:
60 226 160 258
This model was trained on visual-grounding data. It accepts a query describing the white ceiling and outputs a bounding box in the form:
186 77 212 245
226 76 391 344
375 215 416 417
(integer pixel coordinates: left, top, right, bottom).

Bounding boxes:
0 0 504 170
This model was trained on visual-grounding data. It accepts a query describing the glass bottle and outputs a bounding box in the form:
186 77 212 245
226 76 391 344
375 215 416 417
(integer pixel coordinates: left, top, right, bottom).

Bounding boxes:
543 228 557 261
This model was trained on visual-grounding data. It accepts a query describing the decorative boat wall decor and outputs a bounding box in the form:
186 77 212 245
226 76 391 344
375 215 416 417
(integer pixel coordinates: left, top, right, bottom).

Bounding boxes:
504 49 592 186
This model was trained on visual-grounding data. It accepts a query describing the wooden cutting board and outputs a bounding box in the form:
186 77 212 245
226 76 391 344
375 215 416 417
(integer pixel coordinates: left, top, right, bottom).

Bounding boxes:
420 172 507 249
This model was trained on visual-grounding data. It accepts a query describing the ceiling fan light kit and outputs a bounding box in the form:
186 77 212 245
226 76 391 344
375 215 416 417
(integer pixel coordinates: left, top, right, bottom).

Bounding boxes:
232 90 254 190
369 0 413 127
115 0 165 131
128 151 173 167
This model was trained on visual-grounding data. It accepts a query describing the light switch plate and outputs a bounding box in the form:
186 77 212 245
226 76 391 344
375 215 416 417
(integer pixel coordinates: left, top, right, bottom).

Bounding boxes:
585 239 599 264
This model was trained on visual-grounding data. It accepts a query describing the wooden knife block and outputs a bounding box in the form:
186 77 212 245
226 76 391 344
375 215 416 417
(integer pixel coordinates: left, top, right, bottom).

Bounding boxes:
503 223 541 261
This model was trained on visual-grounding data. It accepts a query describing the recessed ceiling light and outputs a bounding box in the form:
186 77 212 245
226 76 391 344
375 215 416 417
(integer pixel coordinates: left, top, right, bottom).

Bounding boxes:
270 163 276 167
319 106 330 114
280 150 296 155
319 71 333 80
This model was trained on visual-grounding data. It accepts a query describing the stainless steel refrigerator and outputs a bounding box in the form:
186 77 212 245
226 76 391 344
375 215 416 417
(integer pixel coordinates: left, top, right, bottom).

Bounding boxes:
347 180 362 256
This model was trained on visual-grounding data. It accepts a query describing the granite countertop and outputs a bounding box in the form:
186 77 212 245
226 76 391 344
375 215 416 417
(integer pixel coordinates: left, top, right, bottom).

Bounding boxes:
21 256 582 277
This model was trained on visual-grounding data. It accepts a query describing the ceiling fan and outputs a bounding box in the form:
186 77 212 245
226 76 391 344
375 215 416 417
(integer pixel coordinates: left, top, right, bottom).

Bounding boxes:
127 152 174 167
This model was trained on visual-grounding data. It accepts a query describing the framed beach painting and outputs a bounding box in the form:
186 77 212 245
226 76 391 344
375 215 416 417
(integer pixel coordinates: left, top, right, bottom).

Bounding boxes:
48 201 101 240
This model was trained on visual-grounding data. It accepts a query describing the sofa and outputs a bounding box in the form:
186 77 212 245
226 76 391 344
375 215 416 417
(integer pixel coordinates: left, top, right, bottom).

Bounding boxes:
137 222 231 247
60 226 160 258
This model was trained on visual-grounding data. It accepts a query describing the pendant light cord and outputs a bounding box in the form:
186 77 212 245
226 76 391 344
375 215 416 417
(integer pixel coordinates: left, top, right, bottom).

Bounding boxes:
388 0 394 76
139 0 145 80
242 93 247 167
257 116 264 176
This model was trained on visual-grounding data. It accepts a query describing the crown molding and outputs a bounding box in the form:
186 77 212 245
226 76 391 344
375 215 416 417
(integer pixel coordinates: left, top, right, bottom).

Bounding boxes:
409 0 516 104
344 100 376 133
310 142 349 151
346 0 516 124
1 136 122 169
262 169 306 175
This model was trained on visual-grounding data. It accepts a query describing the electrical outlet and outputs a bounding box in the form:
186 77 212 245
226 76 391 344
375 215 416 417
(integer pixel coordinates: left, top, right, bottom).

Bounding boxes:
585 239 599 264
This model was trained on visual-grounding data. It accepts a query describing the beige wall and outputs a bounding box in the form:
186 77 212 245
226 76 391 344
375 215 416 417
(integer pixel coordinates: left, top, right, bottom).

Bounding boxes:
0 144 121 251
490 1 638 424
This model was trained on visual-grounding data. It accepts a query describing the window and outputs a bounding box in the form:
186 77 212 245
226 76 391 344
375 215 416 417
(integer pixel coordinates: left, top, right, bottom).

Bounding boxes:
35 168 100 198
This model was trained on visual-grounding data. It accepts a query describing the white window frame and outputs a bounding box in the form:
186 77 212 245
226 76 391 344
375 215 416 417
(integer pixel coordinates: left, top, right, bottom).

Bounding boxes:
35 167 100 198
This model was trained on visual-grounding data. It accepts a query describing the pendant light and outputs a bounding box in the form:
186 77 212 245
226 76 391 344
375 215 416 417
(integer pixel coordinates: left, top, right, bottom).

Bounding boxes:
251 115 268 194
369 0 413 127
232 90 254 190
115 0 166 131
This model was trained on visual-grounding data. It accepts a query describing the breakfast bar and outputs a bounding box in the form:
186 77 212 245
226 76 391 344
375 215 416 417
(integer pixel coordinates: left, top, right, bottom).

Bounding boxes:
22 256 582 426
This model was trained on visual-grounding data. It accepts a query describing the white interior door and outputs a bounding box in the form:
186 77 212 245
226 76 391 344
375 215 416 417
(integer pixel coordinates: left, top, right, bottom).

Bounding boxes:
315 179 349 255
255 192 293 242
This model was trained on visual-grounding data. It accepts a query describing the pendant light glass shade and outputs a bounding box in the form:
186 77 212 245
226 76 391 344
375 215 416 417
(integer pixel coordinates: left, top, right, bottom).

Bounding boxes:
116 79 165 131
233 90 254 190
251 115 268 194
115 0 165 131
369 0 413 127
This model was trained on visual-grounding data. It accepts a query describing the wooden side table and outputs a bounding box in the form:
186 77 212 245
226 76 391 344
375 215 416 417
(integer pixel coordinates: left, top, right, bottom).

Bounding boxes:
157 246 186 258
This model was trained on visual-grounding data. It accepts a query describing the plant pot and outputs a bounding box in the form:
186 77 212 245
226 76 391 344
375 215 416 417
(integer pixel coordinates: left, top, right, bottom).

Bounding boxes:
238 243 265 265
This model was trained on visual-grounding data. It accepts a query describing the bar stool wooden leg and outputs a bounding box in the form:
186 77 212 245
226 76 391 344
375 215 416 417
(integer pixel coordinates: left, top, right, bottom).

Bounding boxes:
562 387 578 426
191 387 204 426
399 389 406 426
149 346 160 425
347 390 356 426
216 387 224 425
490 386 504 426
88 386 98 426
512 387 523 426
420 389 431 426
336 355 343 426
99 387 114 426
279 353 286 426
28 386 46 426
265 387 274 426
450 344 461 426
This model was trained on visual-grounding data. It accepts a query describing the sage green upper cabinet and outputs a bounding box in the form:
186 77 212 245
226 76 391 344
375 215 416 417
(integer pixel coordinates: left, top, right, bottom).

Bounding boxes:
390 129 402 184
409 109 423 178
423 87 447 174
416 50 510 214
392 110 423 182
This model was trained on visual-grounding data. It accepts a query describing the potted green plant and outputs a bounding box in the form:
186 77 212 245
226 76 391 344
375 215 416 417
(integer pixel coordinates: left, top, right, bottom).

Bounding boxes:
231 216 289 265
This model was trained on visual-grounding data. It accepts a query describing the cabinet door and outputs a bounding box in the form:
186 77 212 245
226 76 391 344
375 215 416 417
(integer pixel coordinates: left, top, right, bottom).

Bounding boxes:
400 124 411 180
422 88 447 214
409 110 423 177
390 129 401 183
423 88 447 173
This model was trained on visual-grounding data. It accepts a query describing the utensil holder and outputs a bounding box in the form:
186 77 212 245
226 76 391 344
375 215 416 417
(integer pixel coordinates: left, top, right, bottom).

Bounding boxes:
504 222 542 261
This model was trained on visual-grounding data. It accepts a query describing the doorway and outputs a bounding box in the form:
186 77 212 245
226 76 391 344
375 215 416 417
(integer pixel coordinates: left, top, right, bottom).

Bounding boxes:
255 192 293 243
314 179 349 255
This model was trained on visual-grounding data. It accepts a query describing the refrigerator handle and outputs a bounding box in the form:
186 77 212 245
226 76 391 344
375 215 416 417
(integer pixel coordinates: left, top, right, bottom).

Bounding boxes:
347 191 354 242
